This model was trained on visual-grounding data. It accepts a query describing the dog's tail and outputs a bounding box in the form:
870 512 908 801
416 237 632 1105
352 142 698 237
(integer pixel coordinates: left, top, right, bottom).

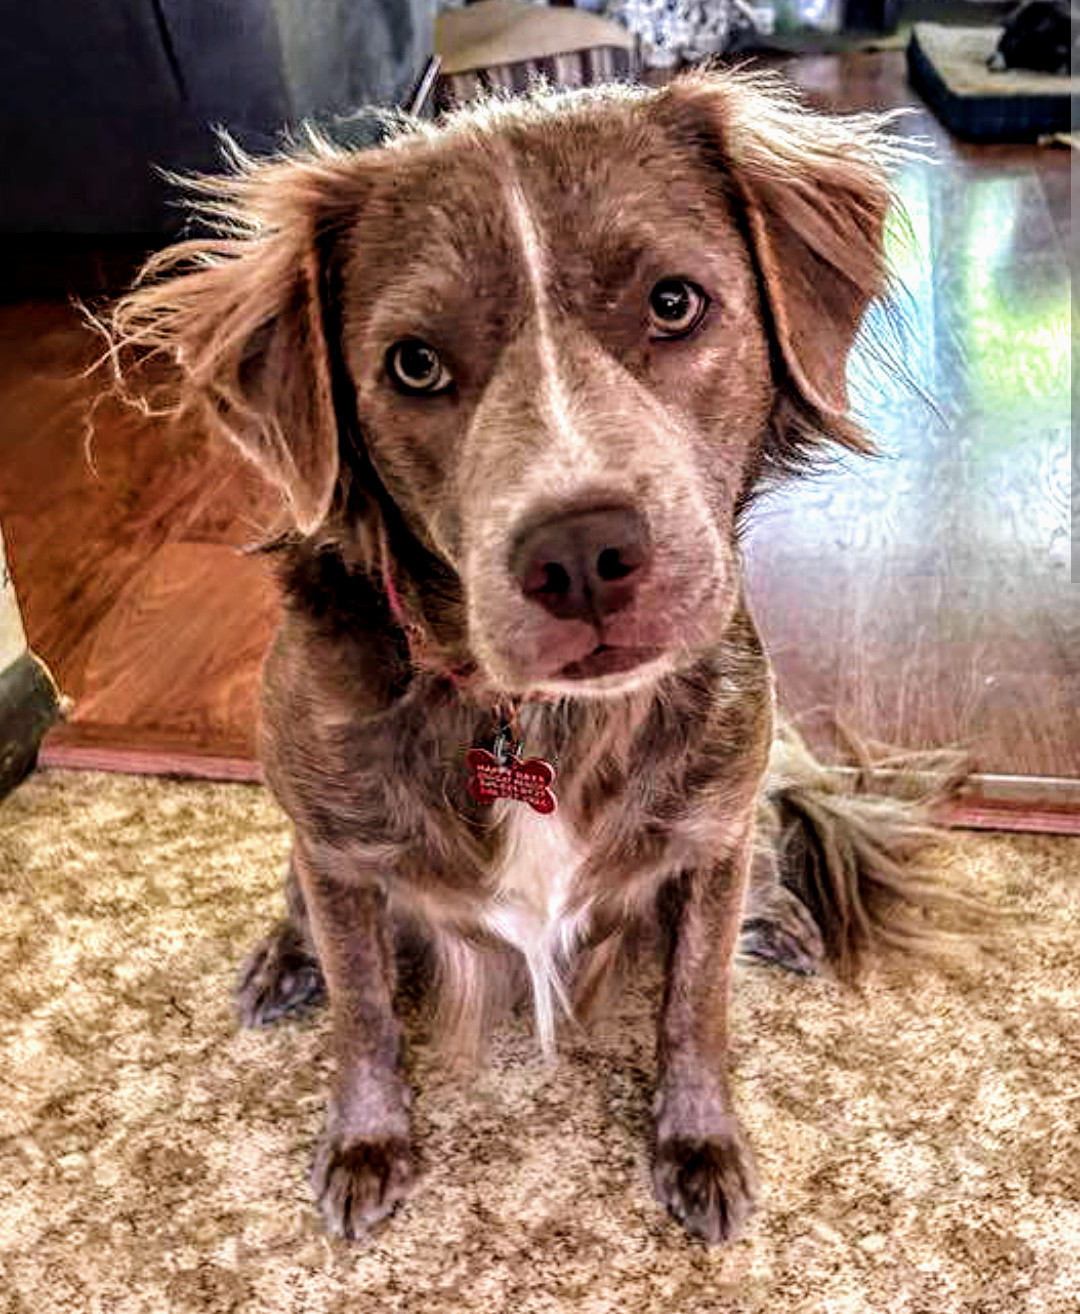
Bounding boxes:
763 719 991 982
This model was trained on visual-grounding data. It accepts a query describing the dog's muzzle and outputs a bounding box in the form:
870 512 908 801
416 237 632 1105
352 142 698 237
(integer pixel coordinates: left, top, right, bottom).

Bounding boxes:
510 503 652 624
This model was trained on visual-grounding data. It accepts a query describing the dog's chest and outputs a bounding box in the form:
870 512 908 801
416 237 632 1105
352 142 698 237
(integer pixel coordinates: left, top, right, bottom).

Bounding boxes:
482 802 589 1052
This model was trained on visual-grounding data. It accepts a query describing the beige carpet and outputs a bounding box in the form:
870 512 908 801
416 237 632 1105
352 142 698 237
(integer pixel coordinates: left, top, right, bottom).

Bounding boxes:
1 770 1077 1313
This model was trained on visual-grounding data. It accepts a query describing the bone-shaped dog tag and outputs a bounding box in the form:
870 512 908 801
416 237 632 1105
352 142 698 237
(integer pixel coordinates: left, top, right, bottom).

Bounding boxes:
465 747 557 814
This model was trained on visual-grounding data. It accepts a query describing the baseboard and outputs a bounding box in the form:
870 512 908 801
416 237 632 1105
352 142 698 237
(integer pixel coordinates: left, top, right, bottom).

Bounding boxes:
39 723 261 784
36 725 1080 834
825 767 1080 835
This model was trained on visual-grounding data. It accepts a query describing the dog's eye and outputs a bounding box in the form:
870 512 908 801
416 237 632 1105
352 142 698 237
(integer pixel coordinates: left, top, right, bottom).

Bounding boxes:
386 340 453 394
648 279 709 339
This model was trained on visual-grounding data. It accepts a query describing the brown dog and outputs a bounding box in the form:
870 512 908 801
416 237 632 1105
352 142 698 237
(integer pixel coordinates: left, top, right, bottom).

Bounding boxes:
110 71 940 1245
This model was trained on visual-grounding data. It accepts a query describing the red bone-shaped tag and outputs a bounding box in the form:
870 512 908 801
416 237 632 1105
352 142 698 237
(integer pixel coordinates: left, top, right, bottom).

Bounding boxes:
465 747 557 815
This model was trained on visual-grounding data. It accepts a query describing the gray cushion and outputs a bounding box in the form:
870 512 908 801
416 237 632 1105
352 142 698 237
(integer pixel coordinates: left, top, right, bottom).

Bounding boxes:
0 0 434 235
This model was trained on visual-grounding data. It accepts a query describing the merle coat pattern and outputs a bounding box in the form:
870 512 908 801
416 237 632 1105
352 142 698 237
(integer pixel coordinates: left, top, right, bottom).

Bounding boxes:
110 72 928 1246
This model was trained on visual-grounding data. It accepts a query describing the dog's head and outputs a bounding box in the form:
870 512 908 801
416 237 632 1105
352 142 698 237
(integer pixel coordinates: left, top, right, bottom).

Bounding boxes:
111 73 899 697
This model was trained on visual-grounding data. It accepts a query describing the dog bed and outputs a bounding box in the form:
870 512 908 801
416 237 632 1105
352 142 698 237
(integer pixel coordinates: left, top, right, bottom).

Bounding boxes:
907 21 1078 141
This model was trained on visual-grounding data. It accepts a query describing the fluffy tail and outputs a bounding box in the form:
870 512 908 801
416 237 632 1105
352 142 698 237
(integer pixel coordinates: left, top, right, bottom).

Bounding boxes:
762 720 991 982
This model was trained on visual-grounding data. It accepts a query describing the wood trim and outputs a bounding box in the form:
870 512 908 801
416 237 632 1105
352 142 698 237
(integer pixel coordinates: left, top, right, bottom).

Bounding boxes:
831 766 1080 806
37 725 1080 834
938 802 1080 837
39 741 261 784
826 767 1080 835
39 722 262 784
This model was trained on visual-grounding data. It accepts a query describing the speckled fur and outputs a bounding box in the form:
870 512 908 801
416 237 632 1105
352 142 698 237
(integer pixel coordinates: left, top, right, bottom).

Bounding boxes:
108 71 908 1245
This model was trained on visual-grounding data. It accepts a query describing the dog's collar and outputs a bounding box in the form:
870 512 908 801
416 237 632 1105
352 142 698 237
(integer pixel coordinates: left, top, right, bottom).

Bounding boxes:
377 526 478 690
376 522 537 709
377 524 557 811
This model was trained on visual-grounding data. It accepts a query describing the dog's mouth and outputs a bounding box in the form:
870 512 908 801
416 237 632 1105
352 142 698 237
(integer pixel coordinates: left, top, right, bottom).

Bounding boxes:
558 644 663 681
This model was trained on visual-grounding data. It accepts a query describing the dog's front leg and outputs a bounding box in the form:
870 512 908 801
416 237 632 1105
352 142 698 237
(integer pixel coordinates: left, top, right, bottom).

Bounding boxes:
295 840 414 1239
653 823 757 1245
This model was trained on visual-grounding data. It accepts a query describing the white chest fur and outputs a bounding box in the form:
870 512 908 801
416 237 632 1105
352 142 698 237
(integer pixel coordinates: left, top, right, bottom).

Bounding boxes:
483 802 590 1054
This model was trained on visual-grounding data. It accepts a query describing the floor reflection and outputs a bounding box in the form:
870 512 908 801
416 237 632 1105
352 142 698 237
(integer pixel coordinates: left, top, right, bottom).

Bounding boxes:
744 96 1076 783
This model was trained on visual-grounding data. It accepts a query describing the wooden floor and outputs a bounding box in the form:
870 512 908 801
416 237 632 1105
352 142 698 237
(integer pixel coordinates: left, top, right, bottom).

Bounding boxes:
0 303 280 774
743 53 1077 826
0 53 1075 827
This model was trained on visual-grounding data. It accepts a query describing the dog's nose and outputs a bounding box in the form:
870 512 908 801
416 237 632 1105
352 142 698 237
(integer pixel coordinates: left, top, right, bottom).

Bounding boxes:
511 506 651 622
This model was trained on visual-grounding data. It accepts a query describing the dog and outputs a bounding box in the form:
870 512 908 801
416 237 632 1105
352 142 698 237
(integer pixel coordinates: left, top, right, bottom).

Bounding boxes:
109 71 956 1246
988 0 1079 74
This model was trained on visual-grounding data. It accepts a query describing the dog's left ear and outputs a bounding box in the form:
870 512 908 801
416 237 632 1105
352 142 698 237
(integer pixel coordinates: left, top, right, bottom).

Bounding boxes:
657 72 898 444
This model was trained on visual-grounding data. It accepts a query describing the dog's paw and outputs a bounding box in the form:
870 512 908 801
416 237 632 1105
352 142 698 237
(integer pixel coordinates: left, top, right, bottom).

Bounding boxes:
738 886 825 976
234 924 326 1028
653 1123 757 1245
312 1132 415 1240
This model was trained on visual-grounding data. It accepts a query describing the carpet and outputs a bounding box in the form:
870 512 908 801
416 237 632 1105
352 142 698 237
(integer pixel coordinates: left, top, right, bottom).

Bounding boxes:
1 770 1077 1313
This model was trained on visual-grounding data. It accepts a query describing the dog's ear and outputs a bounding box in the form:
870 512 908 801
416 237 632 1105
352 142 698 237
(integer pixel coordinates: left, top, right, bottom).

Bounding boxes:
657 71 900 447
110 142 374 534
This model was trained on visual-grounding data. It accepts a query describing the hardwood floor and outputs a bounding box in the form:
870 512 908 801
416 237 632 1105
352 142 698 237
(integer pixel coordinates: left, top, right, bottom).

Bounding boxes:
742 53 1077 824
0 302 278 772
0 52 1074 826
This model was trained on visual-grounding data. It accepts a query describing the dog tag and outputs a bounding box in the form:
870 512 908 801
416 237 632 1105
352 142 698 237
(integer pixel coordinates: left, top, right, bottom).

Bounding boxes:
465 747 557 814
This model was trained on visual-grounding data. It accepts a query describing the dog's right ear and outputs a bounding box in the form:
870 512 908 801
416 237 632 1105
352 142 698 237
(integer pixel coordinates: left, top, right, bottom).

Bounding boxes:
109 143 375 535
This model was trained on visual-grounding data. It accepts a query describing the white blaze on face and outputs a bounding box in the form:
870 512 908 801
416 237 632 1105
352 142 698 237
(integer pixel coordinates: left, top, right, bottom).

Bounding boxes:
504 177 598 472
